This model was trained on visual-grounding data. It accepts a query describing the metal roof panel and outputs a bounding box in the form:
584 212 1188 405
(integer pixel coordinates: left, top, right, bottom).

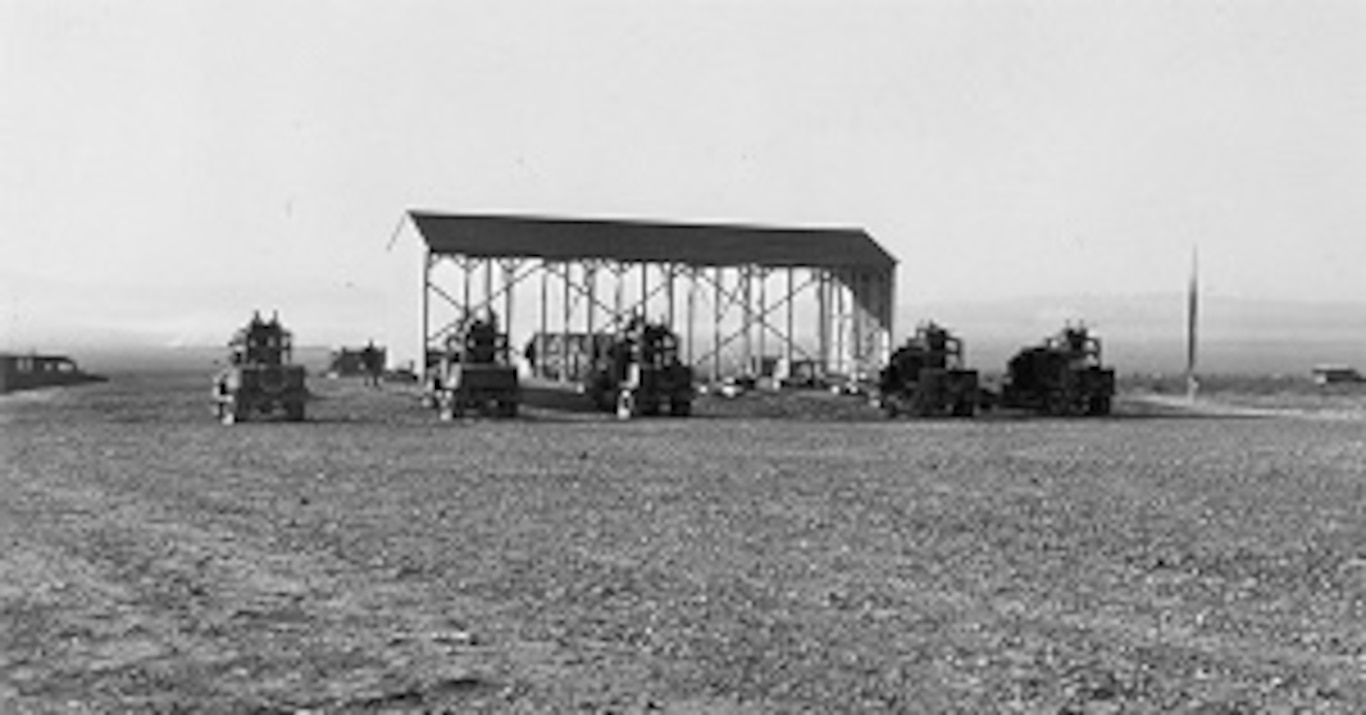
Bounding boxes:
408 212 895 270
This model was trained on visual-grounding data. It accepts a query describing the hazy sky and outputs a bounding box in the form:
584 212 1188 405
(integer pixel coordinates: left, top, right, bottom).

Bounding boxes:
2 0 1363 349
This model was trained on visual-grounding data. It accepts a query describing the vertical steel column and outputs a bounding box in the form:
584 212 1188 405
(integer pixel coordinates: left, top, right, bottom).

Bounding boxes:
835 269 845 376
742 266 752 376
422 251 432 371
561 262 572 383
640 262 649 323
881 270 894 366
483 258 493 320
851 270 863 377
538 261 548 379
461 256 472 322
785 267 795 372
817 269 828 378
586 263 597 367
666 263 675 329
757 267 766 376
614 261 624 328
686 266 696 368
503 260 515 350
713 266 722 383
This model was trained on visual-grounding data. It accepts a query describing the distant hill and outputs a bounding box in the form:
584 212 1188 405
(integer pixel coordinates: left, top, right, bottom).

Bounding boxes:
72 346 336 376
902 294 1366 375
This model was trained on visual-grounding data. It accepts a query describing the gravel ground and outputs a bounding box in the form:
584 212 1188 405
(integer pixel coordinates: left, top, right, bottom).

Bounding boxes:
2 372 1365 713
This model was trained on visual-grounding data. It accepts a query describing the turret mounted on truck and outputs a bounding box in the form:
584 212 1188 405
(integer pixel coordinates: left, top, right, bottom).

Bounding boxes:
212 311 308 424
425 311 520 420
876 322 979 417
585 316 694 419
1001 324 1115 416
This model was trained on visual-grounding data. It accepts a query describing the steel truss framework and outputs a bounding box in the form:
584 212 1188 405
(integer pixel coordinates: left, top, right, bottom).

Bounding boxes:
410 214 895 383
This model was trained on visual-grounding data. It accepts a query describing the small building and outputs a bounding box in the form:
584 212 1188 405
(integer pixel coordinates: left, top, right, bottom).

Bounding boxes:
523 332 615 381
1312 364 1364 385
0 353 104 393
328 342 386 377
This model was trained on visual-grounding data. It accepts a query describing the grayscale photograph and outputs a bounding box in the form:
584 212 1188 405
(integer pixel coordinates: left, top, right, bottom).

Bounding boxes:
2 1 1364 712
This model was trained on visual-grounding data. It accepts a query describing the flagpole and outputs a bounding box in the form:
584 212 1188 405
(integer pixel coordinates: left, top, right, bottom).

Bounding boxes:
1186 245 1199 402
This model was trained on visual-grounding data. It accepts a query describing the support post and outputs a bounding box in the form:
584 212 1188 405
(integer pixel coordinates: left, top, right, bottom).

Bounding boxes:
666 263 676 329
786 267 795 373
830 272 841 377
561 262 571 383
539 260 548 379
640 262 649 323
422 251 432 374
486 254 497 315
687 266 696 368
713 266 722 383
757 267 766 378
742 266 753 377
586 263 597 368
614 262 624 329
504 260 515 352
462 257 472 323
817 269 828 379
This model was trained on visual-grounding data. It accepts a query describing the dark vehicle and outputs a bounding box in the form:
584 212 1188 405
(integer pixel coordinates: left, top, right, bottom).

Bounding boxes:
585 317 694 419
426 312 519 420
213 312 308 424
876 322 978 417
1002 324 1115 416
0 353 105 394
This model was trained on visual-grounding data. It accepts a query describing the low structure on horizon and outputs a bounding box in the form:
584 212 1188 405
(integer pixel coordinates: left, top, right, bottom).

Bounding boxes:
327 342 386 378
0 353 106 394
1312 364 1364 385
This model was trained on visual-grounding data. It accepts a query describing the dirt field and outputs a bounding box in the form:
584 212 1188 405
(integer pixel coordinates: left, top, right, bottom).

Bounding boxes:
3 372 1365 713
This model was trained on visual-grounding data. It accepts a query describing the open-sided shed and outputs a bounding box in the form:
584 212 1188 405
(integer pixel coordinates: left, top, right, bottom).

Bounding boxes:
405 211 896 383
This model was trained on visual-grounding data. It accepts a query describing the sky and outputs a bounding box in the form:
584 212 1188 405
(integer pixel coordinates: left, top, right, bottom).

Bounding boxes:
2 0 1364 357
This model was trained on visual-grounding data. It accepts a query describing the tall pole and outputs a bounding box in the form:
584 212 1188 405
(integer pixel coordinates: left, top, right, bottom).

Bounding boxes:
1186 245 1200 401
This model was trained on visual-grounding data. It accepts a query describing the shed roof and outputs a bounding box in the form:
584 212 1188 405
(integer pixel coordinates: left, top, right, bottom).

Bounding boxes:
409 211 895 270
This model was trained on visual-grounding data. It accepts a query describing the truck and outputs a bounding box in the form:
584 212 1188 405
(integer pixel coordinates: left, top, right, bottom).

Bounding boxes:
876 322 978 417
426 312 520 420
1001 324 1115 416
585 317 694 419
213 311 308 424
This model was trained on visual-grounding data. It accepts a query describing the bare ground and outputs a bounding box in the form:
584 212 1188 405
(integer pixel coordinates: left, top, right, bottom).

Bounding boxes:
2 372 1365 713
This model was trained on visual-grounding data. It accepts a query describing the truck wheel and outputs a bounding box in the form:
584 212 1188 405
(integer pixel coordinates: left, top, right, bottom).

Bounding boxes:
669 398 692 417
616 392 635 420
1088 395 1112 416
882 398 900 418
